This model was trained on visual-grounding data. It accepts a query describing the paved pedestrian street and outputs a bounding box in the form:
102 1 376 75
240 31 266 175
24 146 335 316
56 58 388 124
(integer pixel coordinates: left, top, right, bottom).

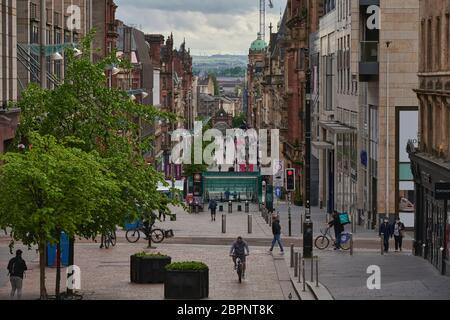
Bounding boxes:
0 205 449 300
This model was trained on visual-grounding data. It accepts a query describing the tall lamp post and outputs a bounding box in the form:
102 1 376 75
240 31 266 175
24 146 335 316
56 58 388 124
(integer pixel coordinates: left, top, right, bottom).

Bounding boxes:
385 41 391 221
40 0 47 88
303 48 313 258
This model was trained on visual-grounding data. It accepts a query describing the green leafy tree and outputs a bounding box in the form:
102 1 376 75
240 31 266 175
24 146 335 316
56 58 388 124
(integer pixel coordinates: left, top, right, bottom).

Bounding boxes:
5 32 179 298
0 134 122 299
232 113 247 128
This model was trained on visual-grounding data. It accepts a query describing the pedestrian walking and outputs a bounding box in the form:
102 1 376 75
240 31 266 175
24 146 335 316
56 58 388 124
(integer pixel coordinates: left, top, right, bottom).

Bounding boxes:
7 250 27 300
209 199 217 221
393 217 406 252
379 218 394 253
328 211 344 250
269 214 284 254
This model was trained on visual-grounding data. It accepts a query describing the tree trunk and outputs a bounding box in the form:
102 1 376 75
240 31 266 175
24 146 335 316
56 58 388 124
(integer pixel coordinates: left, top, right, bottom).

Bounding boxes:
55 231 61 299
39 238 48 300
66 236 75 295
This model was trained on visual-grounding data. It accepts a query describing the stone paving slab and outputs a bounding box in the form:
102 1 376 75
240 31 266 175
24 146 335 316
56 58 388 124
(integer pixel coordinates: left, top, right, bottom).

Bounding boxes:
0 243 285 300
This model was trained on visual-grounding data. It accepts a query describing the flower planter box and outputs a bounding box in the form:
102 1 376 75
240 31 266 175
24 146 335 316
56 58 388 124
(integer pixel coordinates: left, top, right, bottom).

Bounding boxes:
130 255 171 284
164 269 209 299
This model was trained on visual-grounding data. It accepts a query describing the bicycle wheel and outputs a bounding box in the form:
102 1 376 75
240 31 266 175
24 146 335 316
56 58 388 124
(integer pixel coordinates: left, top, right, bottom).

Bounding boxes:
110 230 117 246
237 263 242 283
314 236 330 250
340 234 351 250
151 229 165 243
104 235 110 249
125 229 140 243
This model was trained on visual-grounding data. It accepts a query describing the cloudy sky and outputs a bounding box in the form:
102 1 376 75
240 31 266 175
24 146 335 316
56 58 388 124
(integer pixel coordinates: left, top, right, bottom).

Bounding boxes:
115 0 287 55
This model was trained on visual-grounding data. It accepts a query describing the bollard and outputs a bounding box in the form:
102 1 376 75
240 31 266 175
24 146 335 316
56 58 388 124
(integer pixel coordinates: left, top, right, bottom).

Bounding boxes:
248 214 253 234
315 256 319 288
302 259 306 292
422 243 426 259
310 257 314 282
298 253 302 283
195 204 199 214
294 252 299 277
440 247 445 275
245 201 249 213
380 233 384 255
300 214 304 234
222 214 226 234
288 212 292 237
350 233 354 256
269 214 273 227
238 205 242 212
290 244 294 268
228 201 232 213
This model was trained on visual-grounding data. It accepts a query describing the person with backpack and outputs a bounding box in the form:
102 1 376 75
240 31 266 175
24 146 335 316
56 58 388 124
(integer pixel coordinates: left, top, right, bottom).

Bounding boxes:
7 249 28 299
209 199 218 221
328 211 345 250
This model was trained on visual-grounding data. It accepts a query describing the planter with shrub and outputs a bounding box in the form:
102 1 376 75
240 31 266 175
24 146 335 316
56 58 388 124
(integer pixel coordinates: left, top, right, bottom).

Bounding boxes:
164 261 209 299
130 252 171 284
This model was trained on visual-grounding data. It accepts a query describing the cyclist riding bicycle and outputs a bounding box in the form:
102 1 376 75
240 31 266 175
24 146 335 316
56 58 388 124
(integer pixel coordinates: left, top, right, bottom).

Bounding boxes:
229 236 250 279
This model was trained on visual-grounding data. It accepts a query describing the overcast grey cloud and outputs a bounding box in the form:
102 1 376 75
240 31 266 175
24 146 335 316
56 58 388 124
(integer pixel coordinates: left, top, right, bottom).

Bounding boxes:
115 0 287 55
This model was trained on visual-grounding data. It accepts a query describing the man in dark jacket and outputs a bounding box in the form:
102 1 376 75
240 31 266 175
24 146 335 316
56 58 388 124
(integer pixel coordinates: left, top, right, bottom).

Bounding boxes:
328 211 344 250
7 250 27 299
379 218 394 252
270 214 284 254
230 236 250 278
209 199 217 221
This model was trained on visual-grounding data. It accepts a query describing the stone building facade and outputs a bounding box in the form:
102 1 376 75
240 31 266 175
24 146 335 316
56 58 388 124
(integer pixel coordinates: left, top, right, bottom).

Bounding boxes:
409 0 450 276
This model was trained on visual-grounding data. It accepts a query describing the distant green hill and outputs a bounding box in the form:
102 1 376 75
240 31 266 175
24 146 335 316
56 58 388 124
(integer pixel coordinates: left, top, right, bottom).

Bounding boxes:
193 55 247 77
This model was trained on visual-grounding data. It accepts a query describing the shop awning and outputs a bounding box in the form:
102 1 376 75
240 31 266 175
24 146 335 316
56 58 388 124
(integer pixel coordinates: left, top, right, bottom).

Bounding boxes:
319 121 356 134
312 141 334 150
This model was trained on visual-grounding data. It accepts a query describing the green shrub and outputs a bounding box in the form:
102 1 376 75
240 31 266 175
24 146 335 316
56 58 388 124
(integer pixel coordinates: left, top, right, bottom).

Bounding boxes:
134 251 169 259
165 261 209 271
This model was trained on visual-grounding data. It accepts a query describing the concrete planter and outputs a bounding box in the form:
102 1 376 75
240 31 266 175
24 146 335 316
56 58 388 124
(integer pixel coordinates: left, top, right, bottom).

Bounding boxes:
164 269 209 299
130 255 171 284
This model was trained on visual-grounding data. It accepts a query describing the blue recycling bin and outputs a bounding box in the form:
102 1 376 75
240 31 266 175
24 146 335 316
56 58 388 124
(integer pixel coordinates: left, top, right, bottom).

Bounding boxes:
47 232 69 267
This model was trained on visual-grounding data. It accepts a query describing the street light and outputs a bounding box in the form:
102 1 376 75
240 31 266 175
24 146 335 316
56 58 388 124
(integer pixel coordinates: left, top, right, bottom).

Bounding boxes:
52 52 64 61
385 41 392 221
73 48 82 57
111 66 120 76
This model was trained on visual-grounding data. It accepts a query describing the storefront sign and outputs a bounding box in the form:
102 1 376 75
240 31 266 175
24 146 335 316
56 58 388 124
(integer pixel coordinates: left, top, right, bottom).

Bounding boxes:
435 183 450 200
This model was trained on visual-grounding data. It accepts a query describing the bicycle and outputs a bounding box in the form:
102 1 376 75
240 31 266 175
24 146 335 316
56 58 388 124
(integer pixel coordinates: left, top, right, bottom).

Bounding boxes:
231 254 248 283
100 229 117 249
314 226 351 251
125 224 165 244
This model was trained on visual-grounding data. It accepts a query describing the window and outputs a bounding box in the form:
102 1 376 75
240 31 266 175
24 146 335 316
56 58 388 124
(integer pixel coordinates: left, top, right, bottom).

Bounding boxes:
30 3 37 20
446 14 450 69
30 24 39 44
420 20 426 71
427 19 433 71
436 17 441 71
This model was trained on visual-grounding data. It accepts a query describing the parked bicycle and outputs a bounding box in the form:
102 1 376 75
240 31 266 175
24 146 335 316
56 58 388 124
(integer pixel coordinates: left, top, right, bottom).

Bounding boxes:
125 224 166 244
314 227 352 250
100 229 117 249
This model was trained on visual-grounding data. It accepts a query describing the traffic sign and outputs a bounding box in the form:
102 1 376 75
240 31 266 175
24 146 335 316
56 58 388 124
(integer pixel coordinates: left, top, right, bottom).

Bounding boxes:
273 160 284 187
275 187 282 198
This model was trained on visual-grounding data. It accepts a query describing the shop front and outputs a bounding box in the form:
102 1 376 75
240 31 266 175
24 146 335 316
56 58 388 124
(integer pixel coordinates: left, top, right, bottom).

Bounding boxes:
410 147 450 276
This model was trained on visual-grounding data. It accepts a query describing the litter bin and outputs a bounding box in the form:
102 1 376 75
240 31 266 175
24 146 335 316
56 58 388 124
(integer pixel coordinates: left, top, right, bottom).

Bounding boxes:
47 232 69 267
238 205 242 212
219 205 223 212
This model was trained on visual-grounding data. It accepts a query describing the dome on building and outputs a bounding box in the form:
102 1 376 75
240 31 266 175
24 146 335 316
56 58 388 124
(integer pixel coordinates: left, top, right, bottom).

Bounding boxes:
250 33 266 51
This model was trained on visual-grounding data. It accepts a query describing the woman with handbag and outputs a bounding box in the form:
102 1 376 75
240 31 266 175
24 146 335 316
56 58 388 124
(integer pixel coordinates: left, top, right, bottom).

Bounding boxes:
394 218 406 252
